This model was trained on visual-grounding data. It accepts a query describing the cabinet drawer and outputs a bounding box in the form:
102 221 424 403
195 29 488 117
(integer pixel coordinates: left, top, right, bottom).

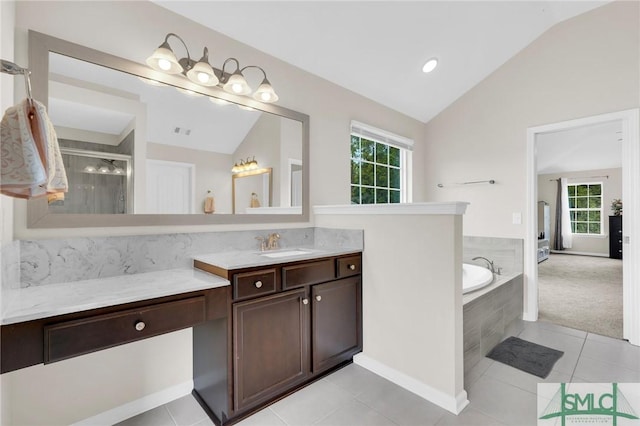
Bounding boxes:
282 259 335 290
337 255 362 278
44 297 206 364
233 269 277 301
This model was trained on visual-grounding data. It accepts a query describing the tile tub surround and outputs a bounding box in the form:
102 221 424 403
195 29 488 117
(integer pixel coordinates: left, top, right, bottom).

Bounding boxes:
12 227 363 287
463 275 524 375
463 236 523 276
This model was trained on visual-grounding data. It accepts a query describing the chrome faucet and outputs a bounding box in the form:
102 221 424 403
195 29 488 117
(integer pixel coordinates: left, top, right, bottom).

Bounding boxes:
256 236 267 252
472 256 496 274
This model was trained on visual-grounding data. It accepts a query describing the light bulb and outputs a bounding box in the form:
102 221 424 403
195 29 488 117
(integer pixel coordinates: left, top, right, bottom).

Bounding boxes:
197 72 210 83
99 166 109 173
158 59 172 71
422 58 438 73
113 167 124 175
260 92 272 101
84 165 96 173
231 83 243 94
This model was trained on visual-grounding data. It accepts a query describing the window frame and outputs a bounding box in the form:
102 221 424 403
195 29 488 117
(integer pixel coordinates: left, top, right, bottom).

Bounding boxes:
349 121 413 205
567 181 604 236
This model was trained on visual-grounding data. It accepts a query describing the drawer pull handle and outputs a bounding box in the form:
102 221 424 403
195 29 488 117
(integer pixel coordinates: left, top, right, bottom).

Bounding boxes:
135 321 146 332
302 298 309 305
348 264 356 271
316 295 322 302
254 280 263 289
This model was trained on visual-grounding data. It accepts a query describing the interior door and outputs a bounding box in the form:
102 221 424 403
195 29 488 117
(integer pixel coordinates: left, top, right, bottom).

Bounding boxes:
146 159 195 214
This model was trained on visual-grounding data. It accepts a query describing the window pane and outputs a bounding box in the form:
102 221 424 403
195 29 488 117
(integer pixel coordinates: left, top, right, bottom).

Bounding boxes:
568 185 576 196
576 198 588 208
376 188 388 203
390 168 400 189
570 211 577 221
576 185 588 196
576 222 588 233
589 197 602 208
389 147 400 167
362 139 375 162
361 187 375 204
361 162 374 186
588 211 601 222
390 190 400 203
376 143 389 165
350 159 360 185
376 165 389 188
571 222 576 233
589 185 602 196
576 211 588 221
588 223 601 234
351 136 360 160
351 186 360 204
569 197 576 208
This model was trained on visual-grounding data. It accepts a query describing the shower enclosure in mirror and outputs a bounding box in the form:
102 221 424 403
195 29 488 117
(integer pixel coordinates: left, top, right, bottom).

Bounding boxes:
52 148 132 214
27 30 309 228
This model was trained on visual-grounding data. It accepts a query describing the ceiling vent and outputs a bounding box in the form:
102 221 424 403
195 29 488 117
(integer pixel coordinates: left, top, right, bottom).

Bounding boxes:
174 127 191 136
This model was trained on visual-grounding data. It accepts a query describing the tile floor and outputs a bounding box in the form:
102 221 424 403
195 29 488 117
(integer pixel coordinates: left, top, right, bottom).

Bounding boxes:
117 320 640 426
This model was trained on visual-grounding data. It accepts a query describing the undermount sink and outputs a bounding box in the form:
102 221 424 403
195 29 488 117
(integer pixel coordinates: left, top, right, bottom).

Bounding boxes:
259 249 314 258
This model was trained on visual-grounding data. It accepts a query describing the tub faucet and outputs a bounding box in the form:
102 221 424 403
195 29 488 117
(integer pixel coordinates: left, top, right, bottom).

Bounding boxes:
472 256 496 274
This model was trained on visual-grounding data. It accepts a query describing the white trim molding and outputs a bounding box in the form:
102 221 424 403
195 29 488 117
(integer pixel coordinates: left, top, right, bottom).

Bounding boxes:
71 380 193 426
354 353 469 414
526 108 640 346
314 202 469 216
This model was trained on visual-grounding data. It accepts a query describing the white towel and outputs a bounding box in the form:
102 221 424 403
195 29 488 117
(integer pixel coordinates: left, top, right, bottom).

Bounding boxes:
0 98 68 199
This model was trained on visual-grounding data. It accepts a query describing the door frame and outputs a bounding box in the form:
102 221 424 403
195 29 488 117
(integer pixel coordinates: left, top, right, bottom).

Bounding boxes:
525 108 640 345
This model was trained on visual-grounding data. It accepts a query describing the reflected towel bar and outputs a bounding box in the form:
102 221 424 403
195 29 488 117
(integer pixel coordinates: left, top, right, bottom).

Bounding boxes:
437 179 495 188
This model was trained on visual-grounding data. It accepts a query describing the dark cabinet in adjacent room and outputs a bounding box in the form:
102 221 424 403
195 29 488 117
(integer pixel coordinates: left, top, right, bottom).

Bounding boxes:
609 215 623 259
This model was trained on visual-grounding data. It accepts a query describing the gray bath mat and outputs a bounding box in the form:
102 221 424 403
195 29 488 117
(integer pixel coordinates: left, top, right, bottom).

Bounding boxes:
486 336 564 378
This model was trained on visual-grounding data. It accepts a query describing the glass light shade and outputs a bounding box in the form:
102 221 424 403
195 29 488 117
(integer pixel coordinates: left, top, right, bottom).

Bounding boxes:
146 43 183 74
186 61 219 86
113 167 124 175
98 166 110 173
84 165 96 173
253 79 279 103
223 72 251 96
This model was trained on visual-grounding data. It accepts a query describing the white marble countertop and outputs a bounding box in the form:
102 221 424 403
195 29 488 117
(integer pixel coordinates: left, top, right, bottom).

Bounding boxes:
194 246 362 271
2 268 229 325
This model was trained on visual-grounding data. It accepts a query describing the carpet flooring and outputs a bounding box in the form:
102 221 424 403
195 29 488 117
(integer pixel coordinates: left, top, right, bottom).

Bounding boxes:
538 253 623 339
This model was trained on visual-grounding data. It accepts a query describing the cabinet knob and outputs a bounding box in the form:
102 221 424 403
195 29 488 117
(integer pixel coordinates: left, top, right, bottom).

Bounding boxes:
619 240 623 244
316 295 322 302
619 250 622 253
619 230 622 234
254 280 263 289
302 298 309 305
348 264 356 271
135 321 146 332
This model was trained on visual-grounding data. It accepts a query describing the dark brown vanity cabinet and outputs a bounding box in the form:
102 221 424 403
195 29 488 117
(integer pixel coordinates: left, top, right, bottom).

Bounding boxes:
193 253 362 425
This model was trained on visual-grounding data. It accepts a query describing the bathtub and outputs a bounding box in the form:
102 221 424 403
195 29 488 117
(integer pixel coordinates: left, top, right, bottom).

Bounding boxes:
462 263 494 294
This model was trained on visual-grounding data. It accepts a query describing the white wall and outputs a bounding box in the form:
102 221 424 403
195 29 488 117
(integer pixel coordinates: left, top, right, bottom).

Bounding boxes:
423 1 639 239
538 168 622 256
315 212 465 411
146 142 233 214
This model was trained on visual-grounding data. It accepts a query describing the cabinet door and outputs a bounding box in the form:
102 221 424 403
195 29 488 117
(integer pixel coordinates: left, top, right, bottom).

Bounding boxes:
233 288 309 412
311 277 362 374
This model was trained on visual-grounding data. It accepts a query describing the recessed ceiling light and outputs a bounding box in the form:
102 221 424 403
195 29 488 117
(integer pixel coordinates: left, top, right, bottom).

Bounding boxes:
422 58 438 73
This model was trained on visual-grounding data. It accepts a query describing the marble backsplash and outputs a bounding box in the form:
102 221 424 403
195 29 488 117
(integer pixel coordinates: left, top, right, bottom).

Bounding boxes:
463 236 523 276
1 241 21 290
5 227 363 288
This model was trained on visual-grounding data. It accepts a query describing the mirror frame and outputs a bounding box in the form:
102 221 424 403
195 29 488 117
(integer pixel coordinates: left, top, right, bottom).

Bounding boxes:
27 30 310 228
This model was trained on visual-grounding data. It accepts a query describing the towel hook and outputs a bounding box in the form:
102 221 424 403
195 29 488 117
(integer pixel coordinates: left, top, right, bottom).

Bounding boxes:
1 59 34 112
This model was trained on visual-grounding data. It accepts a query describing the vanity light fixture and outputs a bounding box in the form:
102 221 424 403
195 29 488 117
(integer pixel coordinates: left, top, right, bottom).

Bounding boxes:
98 166 110 173
231 157 259 173
422 57 438 73
147 33 279 103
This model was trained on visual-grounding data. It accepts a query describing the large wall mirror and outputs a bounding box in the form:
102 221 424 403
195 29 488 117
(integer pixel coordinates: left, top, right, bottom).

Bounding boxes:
27 31 309 227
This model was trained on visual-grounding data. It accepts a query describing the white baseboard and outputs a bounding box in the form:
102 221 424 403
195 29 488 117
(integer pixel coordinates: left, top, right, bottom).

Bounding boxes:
71 380 193 426
549 250 608 257
353 353 469 414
